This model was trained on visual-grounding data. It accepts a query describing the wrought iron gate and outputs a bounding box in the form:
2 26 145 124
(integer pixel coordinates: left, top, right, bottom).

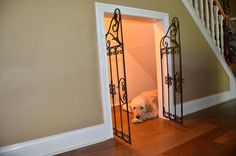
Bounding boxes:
105 8 131 144
160 17 184 123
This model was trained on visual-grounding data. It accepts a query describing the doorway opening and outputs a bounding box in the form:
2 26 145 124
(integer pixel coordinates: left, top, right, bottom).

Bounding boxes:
95 3 183 144
104 13 164 144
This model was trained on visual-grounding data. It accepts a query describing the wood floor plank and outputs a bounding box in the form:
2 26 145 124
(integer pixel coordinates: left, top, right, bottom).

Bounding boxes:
214 129 236 147
57 99 236 156
159 127 230 156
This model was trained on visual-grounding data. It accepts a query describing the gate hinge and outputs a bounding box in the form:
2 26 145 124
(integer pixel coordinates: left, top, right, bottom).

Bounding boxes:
165 75 173 86
174 71 184 93
109 84 116 95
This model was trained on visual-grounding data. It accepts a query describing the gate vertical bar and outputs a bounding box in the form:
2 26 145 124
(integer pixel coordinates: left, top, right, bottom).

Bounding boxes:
114 49 124 139
108 53 117 135
172 48 177 119
178 18 183 123
119 9 132 143
166 52 170 119
160 48 165 119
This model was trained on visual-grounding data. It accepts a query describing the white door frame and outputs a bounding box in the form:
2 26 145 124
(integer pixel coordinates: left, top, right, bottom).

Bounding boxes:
95 2 172 139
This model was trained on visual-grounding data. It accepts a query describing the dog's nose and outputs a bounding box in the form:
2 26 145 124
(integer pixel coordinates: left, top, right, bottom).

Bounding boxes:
136 115 140 119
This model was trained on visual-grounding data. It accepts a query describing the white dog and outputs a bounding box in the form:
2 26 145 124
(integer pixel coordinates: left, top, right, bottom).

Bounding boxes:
124 90 158 124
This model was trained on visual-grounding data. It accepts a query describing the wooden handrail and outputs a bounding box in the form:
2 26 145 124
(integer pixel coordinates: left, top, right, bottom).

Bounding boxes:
214 0 226 17
214 0 231 20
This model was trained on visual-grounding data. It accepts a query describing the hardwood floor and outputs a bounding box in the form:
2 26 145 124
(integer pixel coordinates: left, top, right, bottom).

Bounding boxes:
57 99 236 156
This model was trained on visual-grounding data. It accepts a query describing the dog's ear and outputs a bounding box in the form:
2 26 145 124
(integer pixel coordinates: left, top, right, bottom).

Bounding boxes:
128 105 133 113
128 101 133 113
122 101 133 113
145 103 153 112
149 95 158 104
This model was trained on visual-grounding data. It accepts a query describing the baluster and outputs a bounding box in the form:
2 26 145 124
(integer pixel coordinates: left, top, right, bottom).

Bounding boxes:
214 5 220 50
219 15 224 55
209 0 215 42
199 0 205 24
193 0 199 15
190 0 193 6
205 0 210 33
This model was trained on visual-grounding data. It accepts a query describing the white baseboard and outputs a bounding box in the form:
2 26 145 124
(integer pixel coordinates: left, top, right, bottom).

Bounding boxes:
178 91 233 116
0 124 108 156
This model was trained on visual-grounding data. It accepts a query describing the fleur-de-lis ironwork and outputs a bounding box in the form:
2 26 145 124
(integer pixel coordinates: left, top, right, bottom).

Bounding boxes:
118 78 127 104
174 71 184 93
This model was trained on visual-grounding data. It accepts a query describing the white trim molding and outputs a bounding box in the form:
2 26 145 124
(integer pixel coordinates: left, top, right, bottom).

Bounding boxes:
95 2 170 139
177 91 233 116
181 0 236 101
0 124 106 156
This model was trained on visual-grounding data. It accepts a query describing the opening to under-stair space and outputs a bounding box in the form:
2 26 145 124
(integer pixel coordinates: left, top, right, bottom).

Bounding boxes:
104 14 165 144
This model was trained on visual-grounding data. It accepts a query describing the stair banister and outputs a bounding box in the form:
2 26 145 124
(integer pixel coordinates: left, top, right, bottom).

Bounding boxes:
205 0 210 32
219 15 224 55
181 0 236 103
191 0 231 61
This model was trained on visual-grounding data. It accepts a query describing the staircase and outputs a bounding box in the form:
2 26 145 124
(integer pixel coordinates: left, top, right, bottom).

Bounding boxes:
181 0 236 98
182 0 236 76
187 0 228 59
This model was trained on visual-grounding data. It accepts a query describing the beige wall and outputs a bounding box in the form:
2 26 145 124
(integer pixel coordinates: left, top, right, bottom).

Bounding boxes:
0 0 103 146
0 0 229 147
229 0 236 17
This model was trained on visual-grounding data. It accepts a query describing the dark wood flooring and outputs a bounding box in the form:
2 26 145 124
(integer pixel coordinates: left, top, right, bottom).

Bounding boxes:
57 99 236 156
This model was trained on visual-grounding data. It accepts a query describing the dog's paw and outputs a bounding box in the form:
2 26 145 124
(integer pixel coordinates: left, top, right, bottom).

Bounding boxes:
152 113 158 118
132 118 143 124
144 113 158 120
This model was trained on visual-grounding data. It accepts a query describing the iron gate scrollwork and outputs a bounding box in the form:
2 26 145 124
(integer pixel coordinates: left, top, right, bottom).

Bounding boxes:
160 17 184 123
105 8 131 144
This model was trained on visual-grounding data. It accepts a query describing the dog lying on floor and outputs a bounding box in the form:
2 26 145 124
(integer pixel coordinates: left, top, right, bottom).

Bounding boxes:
123 90 158 124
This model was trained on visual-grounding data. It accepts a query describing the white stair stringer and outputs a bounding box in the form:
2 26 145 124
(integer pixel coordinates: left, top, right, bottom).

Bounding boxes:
181 0 236 101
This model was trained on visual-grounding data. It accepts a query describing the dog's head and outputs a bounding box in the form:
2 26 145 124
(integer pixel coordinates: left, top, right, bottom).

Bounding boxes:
130 98 147 120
